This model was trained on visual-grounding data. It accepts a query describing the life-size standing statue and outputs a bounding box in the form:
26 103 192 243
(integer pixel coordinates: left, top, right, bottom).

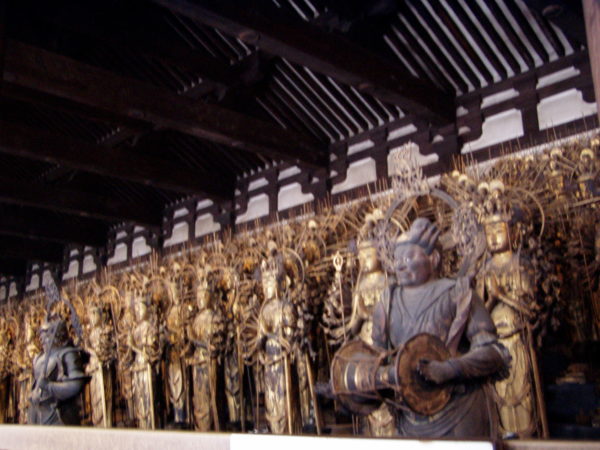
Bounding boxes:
331 217 509 439
165 262 190 426
0 317 13 423
188 267 224 431
15 306 40 424
258 241 297 434
477 180 544 438
28 317 88 425
323 209 395 436
84 294 116 428
129 289 161 429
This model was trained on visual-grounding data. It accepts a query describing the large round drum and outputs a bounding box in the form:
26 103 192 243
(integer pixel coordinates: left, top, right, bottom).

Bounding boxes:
395 333 452 416
330 339 384 416
330 333 452 417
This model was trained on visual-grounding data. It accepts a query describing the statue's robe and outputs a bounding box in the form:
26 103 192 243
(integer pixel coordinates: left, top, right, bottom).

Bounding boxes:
372 277 508 439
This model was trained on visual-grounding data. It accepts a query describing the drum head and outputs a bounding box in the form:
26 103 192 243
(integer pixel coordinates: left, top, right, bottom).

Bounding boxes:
397 333 451 416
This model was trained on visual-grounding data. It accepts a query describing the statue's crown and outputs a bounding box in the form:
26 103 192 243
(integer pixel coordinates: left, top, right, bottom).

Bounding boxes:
478 180 512 224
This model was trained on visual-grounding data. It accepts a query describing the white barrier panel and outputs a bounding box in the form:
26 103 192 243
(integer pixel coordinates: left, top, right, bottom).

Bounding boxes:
230 434 494 450
0 425 230 450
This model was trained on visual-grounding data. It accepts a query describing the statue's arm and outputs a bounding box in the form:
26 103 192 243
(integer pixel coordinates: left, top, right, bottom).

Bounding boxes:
449 294 510 379
419 293 510 384
370 298 388 350
46 351 87 400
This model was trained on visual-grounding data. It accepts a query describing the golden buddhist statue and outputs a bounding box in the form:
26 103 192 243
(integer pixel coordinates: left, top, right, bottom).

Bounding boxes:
0 316 13 423
84 294 116 428
218 263 244 429
258 241 297 434
14 306 40 424
115 274 136 426
129 283 161 429
188 267 224 431
165 261 190 425
476 180 542 438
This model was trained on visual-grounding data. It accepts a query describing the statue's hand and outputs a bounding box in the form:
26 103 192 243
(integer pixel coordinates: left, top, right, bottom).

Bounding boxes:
417 359 456 384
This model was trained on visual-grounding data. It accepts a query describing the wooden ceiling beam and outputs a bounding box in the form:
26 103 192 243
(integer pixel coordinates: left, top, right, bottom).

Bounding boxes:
2 40 327 169
0 177 161 226
151 0 455 126
38 9 237 91
0 236 64 264
0 120 232 200
0 205 107 247
0 257 27 278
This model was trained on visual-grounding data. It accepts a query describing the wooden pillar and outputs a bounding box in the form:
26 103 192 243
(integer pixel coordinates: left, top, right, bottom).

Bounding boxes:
583 0 600 124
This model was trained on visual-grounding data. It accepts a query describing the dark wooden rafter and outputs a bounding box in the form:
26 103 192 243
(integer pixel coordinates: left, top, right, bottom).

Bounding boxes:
426 1 495 85
0 257 27 278
0 205 107 246
397 2 469 93
503 0 550 62
444 1 508 80
151 0 455 126
583 0 600 126
0 236 64 264
404 1 482 90
0 0 6 88
464 2 522 75
384 27 444 90
2 40 326 169
0 120 231 200
388 20 456 94
525 6 566 57
36 9 237 92
0 177 161 226
485 0 536 69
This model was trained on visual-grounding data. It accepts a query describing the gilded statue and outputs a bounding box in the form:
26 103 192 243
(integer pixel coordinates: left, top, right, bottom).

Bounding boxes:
476 180 544 438
165 261 191 425
115 274 136 426
340 210 396 437
296 219 326 432
28 317 88 425
188 266 225 431
84 289 116 428
129 280 161 429
217 261 244 429
0 316 14 423
14 306 40 424
235 235 264 429
257 241 297 433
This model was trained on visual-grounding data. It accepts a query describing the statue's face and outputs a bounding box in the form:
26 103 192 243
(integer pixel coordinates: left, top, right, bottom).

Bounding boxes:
262 276 278 300
39 322 54 351
358 245 379 272
135 300 148 321
221 271 233 290
484 221 510 253
88 307 101 327
196 284 210 310
393 243 433 287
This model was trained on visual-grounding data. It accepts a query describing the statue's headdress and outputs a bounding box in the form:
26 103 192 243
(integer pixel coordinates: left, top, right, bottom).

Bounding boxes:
479 180 512 225
395 217 440 255
260 240 285 285
357 208 384 250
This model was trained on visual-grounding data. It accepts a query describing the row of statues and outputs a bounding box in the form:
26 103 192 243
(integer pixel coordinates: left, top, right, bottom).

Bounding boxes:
0 135 598 440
